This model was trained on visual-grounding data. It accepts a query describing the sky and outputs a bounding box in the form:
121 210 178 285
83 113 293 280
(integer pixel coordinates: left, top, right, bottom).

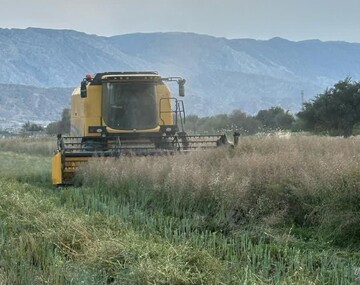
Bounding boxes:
1 0 360 42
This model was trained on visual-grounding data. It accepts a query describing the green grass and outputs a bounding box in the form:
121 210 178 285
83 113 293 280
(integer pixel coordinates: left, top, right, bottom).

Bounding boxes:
0 136 55 156
0 135 359 284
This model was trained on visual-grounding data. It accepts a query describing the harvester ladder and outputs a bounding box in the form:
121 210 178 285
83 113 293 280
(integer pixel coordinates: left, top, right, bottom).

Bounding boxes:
159 98 185 129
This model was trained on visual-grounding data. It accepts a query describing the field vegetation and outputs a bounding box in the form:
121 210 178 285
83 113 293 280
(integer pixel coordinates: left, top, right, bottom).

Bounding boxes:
0 134 359 284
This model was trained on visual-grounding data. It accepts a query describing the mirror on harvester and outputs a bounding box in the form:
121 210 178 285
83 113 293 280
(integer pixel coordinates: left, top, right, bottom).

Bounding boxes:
179 79 185 97
80 80 87 98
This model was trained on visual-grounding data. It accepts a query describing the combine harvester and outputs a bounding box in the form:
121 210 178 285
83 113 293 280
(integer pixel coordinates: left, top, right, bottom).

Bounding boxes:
52 71 239 185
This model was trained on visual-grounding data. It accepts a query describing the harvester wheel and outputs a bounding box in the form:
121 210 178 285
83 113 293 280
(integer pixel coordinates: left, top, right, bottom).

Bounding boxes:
177 131 189 151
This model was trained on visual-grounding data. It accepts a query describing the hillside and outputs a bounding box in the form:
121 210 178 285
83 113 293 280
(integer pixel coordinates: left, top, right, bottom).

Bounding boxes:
0 84 71 129
1 28 360 125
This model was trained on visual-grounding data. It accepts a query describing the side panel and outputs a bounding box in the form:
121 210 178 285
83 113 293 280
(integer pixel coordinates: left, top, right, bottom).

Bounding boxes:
52 152 63 185
70 87 82 136
71 85 102 137
83 85 102 137
156 82 174 126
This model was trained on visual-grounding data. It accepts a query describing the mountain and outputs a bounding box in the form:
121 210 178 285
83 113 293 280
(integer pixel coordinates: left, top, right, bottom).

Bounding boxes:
0 84 71 129
1 28 360 127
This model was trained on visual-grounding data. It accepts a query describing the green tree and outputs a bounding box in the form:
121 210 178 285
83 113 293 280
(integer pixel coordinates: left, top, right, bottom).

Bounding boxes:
297 78 360 137
22 121 44 132
46 108 70 135
184 110 261 135
184 114 201 133
256 106 294 131
229 110 261 135
200 114 230 133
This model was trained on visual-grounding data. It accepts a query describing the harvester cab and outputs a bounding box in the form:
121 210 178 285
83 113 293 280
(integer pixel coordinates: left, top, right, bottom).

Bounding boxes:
52 71 238 185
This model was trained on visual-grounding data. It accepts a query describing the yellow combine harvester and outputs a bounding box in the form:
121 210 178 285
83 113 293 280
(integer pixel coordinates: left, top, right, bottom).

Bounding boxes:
52 71 237 185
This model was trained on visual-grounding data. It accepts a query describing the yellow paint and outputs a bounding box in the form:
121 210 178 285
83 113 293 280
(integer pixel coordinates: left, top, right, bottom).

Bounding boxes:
71 85 102 137
157 82 174 126
52 152 92 185
51 152 63 185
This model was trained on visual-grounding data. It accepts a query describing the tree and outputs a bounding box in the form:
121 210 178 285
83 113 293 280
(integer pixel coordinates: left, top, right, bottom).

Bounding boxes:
201 114 230 132
256 106 294 131
46 108 71 135
229 110 261 135
184 109 262 135
22 121 44 132
184 115 201 133
297 78 360 137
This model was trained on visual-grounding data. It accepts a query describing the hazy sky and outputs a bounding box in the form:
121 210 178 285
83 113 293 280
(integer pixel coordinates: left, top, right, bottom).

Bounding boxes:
1 0 360 42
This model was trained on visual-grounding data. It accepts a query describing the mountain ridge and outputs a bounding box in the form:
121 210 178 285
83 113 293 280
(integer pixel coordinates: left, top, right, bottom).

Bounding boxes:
1 28 360 127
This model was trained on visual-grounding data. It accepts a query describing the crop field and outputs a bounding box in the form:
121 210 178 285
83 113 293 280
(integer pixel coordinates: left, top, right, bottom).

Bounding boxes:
0 135 360 284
